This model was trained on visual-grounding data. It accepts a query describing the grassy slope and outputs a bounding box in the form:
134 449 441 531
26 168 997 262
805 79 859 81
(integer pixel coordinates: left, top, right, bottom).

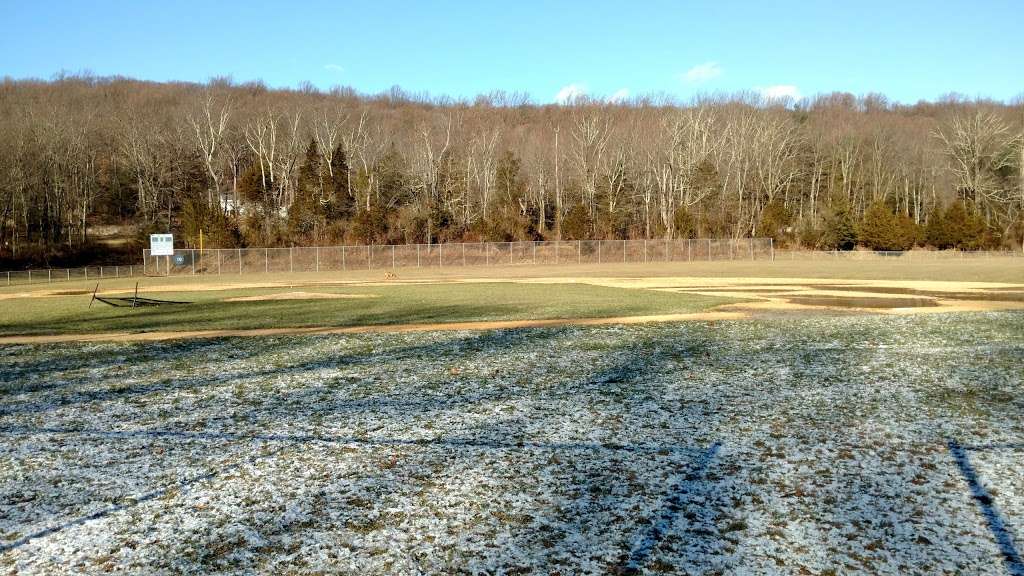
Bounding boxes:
0 283 735 336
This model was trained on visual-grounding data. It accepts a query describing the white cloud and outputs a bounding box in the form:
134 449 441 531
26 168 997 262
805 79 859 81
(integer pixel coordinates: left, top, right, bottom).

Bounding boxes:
683 62 722 83
607 88 630 103
555 83 586 104
324 63 345 73
756 84 802 101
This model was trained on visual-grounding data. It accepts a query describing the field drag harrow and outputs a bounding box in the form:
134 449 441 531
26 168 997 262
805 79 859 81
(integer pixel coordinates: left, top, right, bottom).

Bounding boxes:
89 282 191 308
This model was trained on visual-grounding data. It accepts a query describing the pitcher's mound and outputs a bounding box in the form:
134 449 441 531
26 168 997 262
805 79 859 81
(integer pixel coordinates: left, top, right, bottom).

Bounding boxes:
225 291 377 302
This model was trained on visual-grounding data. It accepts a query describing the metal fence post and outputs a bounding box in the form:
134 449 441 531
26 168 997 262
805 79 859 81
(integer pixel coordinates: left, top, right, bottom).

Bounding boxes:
578 240 581 264
192 250 196 275
770 238 775 261
510 242 514 265
598 240 602 263
643 239 647 263
417 244 421 267
555 240 559 264
533 241 537 264
218 250 222 275
265 248 269 273
688 239 692 261
238 248 242 274
392 245 396 268
708 239 711 261
462 243 466 267
68 269 72 280
367 245 371 270
623 239 626 262
48 269 51 283
290 247 294 273
750 237 754 260
485 243 489 266
315 246 319 272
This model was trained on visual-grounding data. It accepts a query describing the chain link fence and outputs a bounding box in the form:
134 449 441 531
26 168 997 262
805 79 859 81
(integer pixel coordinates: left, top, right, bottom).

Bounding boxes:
774 249 1024 261
10 239 1021 286
1 265 144 287
139 238 774 277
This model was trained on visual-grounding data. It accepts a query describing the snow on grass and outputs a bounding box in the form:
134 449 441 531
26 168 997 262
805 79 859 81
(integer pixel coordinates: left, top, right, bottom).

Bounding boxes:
1 312 1023 574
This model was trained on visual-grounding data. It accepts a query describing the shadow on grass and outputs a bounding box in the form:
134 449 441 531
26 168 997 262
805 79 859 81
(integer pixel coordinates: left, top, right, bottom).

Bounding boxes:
0 442 289 553
0 326 731 573
0 283 727 336
0 425 718 555
0 327 566 418
947 439 1024 575
0 301 526 335
617 442 722 574
0 425 701 456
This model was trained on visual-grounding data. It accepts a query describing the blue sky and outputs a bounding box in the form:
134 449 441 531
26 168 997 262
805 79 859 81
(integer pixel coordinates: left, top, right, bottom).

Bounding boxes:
3 0 1022 104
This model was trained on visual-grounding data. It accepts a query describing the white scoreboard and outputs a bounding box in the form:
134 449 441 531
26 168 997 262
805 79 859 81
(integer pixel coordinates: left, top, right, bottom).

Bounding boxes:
149 234 174 256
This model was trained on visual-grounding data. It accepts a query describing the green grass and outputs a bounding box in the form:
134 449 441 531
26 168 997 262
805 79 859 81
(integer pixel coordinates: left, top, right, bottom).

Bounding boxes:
0 283 736 336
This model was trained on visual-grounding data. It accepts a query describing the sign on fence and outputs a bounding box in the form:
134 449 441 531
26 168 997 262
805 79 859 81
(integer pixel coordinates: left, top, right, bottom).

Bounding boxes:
150 234 174 256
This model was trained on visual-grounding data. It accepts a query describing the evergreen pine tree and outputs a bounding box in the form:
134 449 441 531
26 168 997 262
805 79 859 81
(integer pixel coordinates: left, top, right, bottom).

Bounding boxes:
859 202 918 250
925 203 953 249
672 207 696 239
329 143 353 218
288 139 323 240
821 199 857 250
859 201 899 250
758 199 792 244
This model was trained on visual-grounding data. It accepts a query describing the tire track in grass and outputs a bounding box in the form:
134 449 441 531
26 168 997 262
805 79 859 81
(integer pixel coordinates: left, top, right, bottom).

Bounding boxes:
617 442 722 574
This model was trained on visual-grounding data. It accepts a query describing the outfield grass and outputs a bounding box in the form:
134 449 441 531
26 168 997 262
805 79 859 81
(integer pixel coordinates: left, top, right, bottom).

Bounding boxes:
2 258 1020 337
0 283 736 336
2 313 1022 573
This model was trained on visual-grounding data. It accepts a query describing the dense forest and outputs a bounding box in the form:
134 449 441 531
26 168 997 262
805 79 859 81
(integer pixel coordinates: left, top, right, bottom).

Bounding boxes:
1 75 1022 268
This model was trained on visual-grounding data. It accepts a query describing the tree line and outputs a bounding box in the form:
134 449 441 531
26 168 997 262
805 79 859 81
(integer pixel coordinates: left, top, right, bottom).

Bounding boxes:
1 74 1022 267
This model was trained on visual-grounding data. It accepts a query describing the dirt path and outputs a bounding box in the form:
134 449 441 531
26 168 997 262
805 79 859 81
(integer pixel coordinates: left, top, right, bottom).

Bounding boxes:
0 311 749 344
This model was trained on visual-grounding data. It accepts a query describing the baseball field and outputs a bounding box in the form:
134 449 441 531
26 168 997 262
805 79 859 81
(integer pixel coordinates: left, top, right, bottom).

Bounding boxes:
2 257 1023 574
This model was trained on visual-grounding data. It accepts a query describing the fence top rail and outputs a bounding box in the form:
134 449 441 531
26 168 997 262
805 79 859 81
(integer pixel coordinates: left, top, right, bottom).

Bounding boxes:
138 237 774 253
775 249 1022 256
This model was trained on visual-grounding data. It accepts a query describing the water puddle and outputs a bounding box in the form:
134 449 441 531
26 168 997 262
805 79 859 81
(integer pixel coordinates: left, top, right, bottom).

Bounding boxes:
676 287 804 292
785 295 940 308
812 285 1024 302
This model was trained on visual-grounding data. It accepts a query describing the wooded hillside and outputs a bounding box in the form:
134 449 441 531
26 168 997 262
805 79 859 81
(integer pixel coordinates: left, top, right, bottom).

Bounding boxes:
1 75 1022 267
